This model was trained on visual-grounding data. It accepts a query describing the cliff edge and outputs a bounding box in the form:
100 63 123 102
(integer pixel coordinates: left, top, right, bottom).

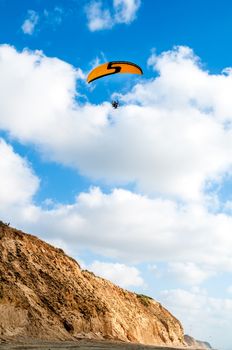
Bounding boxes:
0 221 185 346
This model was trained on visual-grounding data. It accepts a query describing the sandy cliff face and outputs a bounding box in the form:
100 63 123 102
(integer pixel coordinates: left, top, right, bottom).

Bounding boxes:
0 222 185 346
184 335 212 349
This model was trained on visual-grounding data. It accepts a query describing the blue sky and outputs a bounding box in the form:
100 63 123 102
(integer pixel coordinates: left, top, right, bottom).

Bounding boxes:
1 1 232 349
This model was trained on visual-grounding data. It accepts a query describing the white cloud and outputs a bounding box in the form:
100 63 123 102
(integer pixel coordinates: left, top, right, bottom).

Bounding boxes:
226 285 232 294
0 45 81 142
168 262 215 286
85 1 113 31
160 288 232 350
21 7 64 36
21 10 39 35
143 46 232 121
87 261 144 288
2 45 232 202
1 147 232 279
85 0 141 31
114 0 141 24
0 138 39 209
34 187 232 273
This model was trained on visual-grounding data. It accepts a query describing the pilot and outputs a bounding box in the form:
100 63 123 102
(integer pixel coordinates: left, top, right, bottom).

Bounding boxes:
111 100 119 109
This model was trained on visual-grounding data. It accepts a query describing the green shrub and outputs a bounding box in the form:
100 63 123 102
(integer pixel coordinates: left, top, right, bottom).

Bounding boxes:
136 293 153 307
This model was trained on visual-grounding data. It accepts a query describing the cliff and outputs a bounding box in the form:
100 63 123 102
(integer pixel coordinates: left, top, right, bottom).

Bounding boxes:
184 335 212 349
0 221 185 346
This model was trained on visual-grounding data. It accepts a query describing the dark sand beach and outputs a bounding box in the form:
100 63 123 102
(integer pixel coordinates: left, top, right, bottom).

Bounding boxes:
0 340 193 350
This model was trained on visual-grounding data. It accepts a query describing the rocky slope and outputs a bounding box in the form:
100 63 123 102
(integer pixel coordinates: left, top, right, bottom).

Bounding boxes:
0 221 186 346
184 335 212 349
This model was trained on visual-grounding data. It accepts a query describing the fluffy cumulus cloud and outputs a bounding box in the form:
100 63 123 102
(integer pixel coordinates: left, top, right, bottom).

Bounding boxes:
0 44 88 145
87 261 144 288
85 0 141 31
37 188 232 273
126 46 232 122
113 0 141 24
2 45 232 203
167 262 215 286
0 140 41 229
85 1 112 31
1 143 232 281
161 288 232 350
0 139 39 210
21 10 39 35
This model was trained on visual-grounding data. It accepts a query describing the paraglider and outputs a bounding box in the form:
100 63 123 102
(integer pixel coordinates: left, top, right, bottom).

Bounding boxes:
87 61 143 83
111 100 119 109
87 61 143 108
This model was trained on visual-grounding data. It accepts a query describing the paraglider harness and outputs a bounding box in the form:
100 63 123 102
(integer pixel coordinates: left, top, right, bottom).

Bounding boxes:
111 100 119 109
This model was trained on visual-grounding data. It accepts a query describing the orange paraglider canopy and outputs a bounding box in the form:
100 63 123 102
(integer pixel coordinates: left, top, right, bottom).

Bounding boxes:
87 61 143 83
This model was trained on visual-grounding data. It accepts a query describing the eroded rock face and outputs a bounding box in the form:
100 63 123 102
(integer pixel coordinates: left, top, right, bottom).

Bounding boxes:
184 335 212 349
0 222 185 346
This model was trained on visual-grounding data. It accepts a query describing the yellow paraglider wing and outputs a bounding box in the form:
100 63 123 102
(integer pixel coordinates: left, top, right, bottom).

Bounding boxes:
87 61 143 83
